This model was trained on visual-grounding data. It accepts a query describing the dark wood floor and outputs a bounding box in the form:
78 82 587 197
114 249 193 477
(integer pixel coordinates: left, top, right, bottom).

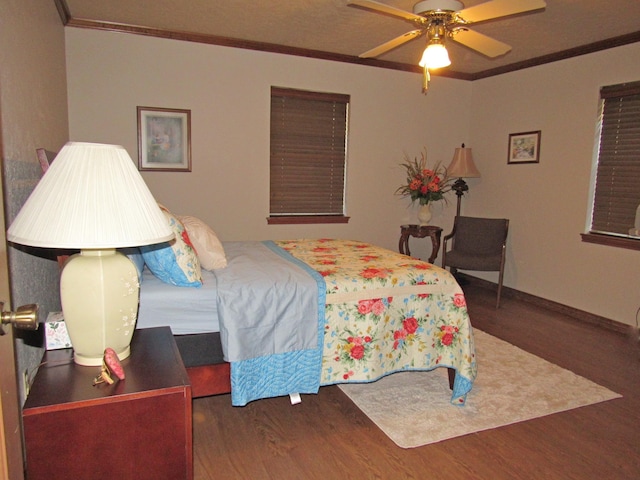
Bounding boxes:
192 283 640 480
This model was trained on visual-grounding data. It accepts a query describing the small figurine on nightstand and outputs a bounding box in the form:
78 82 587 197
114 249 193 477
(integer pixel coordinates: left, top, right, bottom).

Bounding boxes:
93 347 126 386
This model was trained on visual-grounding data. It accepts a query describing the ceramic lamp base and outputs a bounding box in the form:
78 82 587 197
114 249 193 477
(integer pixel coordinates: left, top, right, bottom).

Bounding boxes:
60 249 139 366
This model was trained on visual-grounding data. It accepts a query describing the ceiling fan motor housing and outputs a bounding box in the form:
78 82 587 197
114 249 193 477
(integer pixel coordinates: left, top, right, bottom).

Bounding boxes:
413 0 464 15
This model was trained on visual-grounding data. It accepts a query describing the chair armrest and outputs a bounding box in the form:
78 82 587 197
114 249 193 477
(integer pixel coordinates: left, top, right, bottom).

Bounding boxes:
443 226 456 246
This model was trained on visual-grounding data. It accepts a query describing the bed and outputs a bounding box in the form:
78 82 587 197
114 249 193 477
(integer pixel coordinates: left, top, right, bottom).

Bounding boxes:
136 235 477 407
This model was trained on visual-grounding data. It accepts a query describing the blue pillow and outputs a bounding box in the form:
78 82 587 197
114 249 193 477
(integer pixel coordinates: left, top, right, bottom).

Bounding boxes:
140 207 202 287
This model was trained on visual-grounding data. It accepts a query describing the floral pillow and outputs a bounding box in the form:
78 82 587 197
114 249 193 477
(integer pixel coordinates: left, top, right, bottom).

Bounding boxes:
178 215 227 270
140 206 202 287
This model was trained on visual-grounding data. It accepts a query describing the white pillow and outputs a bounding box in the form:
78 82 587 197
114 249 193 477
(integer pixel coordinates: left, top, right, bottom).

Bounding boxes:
178 216 227 270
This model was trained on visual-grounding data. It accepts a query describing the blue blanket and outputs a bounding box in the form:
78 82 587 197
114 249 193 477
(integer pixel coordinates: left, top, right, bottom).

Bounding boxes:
215 241 326 406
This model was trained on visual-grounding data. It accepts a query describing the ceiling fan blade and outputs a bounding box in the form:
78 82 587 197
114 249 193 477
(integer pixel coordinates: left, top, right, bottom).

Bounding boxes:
451 29 511 57
348 0 424 22
359 29 423 58
458 0 546 23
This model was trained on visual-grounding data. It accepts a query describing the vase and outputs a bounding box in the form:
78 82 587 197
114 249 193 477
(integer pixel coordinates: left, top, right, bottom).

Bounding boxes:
417 203 432 225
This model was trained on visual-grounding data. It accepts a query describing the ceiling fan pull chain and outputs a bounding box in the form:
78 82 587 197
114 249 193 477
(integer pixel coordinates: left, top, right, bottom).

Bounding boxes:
422 66 431 94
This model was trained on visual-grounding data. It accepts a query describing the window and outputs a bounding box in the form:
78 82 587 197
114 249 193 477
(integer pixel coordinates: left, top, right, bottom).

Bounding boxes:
268 87 349 224
583 80 640 251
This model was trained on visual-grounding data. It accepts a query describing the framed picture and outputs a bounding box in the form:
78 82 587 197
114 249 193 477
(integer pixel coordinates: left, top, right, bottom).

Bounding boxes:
508 131 541 164
137 106 191 171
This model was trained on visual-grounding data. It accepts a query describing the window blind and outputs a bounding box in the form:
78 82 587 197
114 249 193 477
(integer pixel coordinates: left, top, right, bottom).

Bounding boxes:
591 80 640 237
270 87 349 216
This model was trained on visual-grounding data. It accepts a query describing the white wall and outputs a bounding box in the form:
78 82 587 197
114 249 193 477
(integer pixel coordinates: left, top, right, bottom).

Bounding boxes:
65 28 640 327
65 28 471 261
468 43 640 326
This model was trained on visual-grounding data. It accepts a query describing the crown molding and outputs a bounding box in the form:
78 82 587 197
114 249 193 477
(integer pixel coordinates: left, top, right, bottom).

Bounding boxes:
63 15 639 82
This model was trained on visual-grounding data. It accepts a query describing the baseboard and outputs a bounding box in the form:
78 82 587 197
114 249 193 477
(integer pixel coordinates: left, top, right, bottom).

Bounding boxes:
463 274 631 335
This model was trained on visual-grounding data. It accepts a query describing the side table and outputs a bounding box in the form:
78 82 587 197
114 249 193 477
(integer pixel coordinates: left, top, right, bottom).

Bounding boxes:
23 326 192 480
399 224 443 264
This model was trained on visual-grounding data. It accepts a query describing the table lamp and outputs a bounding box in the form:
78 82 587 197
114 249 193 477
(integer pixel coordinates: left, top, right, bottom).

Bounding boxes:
447 144 481 217
7 142 173 366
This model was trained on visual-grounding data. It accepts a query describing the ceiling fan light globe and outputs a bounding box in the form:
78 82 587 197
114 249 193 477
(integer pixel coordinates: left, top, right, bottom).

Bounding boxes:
419 43 451 69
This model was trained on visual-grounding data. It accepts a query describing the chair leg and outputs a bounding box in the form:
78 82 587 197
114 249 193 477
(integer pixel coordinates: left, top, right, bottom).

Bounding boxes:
496 267 504 308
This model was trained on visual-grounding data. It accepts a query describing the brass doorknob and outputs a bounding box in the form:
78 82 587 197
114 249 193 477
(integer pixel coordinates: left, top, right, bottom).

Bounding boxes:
0 302 39 335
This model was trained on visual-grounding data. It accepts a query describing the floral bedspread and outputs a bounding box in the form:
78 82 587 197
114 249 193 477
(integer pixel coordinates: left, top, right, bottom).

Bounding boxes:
276 239 477 405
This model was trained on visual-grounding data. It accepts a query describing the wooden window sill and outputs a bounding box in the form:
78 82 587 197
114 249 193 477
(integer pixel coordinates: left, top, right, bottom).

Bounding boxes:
267 215 350 225
580 232 640 251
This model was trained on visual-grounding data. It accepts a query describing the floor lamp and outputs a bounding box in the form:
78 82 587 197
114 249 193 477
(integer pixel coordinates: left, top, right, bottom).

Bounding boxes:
447 144 481 217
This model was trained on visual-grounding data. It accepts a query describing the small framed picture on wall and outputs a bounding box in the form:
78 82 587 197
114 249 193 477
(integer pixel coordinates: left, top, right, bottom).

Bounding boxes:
137 106 191 172
507 130 541 164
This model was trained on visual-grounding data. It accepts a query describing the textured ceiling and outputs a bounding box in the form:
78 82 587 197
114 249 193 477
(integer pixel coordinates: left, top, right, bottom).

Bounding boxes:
63 0 640 78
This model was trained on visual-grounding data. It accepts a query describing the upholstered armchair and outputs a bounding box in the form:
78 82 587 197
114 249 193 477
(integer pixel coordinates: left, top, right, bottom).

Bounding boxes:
442 216 509 308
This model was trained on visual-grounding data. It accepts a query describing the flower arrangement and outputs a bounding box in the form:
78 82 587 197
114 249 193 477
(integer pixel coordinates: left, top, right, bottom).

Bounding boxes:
395 148 453 205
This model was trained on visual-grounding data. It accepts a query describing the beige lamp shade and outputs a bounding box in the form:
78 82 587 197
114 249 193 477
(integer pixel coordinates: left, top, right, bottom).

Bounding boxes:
7 142 173 365
447 145 481 179
7 142 173 248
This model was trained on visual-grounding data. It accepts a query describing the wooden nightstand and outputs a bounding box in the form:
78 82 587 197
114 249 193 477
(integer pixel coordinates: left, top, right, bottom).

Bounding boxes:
399 224 443 264
23 327 192 480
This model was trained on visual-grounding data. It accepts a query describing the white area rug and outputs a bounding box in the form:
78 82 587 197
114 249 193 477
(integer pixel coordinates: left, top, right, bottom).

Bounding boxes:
338 330 621 448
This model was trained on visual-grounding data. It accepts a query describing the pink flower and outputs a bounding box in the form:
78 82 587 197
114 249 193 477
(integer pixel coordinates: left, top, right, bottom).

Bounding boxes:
394 329 407 340
371 299 386 316
319 269 336 277
438 325 458 347
361 268 389 279
453 293 466 308
350 344 365 360
440 325 459 334
358 300 374 314
441 333 454 346
403 317 419 334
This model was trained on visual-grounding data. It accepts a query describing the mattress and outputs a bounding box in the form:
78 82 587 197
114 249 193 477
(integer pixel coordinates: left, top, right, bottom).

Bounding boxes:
136 267 220 334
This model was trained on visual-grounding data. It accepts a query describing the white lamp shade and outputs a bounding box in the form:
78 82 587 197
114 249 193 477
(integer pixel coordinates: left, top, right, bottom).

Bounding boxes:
448 146 481 178
7 142 173 248
419 43 451 69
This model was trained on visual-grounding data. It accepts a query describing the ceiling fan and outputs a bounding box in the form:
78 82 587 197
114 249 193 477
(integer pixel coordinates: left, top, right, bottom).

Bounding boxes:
348 0 547 92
